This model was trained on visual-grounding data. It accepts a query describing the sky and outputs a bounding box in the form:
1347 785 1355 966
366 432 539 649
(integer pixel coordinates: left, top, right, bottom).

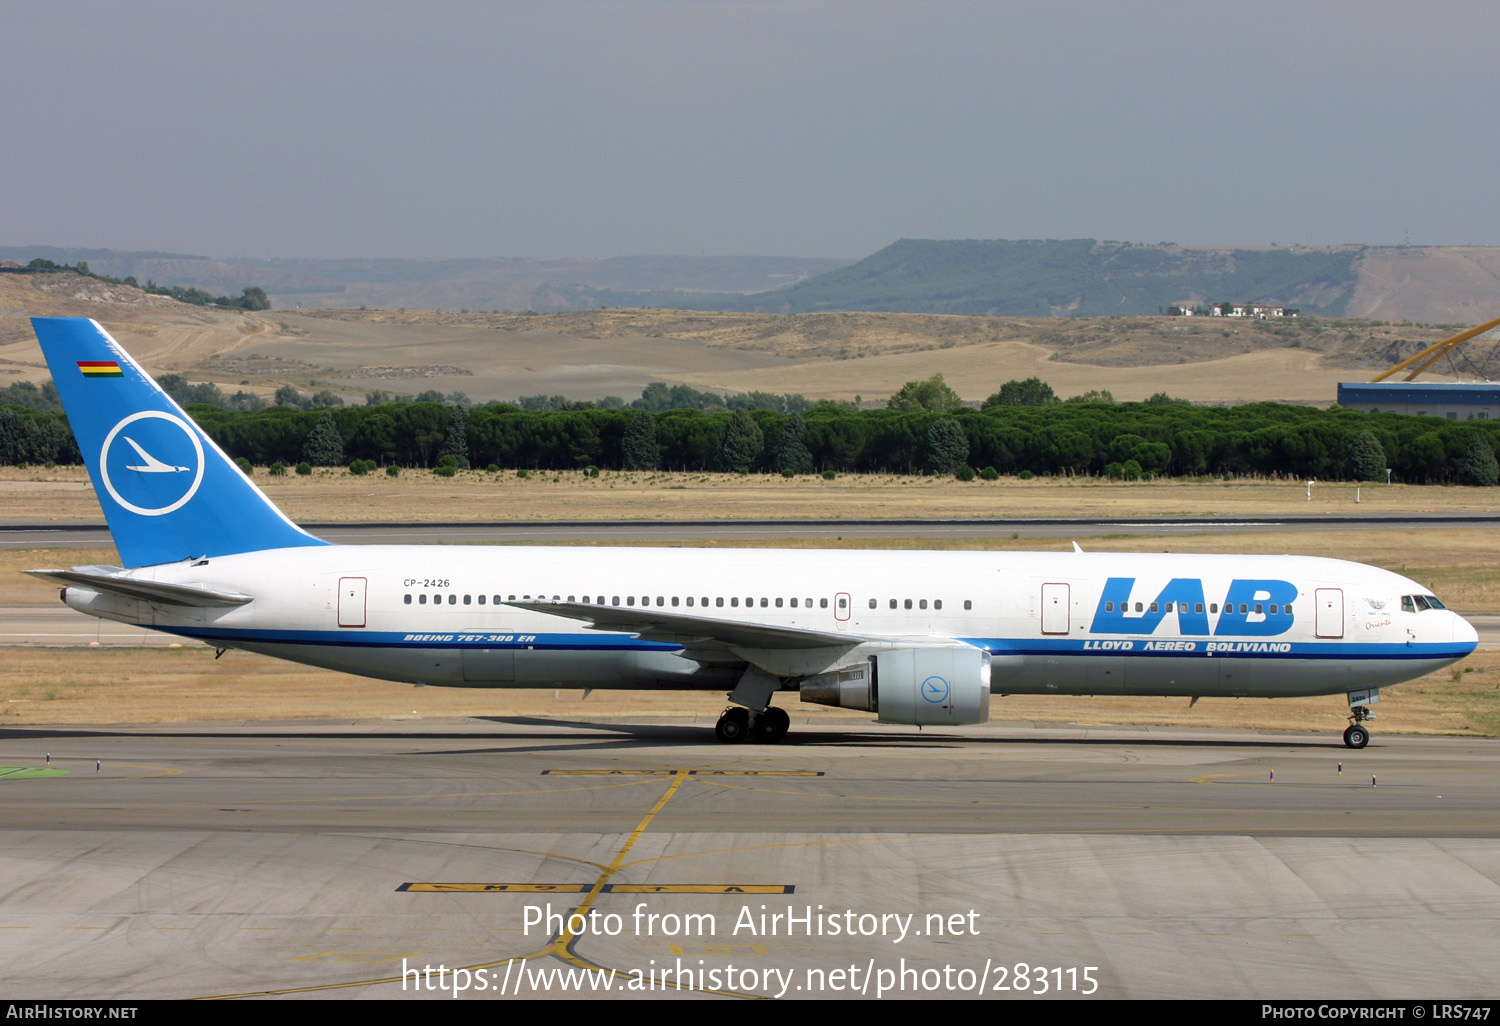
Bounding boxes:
6 0 1499 260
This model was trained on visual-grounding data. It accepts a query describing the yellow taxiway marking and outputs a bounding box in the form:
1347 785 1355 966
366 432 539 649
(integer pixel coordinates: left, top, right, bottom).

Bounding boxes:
202 765 758 1000
398 882 791 894
543 769 822 777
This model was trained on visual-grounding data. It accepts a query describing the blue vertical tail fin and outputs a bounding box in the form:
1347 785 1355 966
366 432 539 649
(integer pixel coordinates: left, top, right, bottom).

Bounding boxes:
30 317 327 568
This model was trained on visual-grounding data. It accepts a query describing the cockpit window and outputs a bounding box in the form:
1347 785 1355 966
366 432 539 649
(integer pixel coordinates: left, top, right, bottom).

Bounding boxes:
1401 595 1416 613
1423 595 1447 610
1402 594 1448 612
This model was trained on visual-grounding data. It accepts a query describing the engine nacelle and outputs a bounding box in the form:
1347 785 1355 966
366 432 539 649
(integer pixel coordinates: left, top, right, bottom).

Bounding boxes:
799 647 991 726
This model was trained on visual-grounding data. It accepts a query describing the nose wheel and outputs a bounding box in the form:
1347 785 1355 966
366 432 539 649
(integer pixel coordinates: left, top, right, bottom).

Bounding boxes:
1343 703 1374 749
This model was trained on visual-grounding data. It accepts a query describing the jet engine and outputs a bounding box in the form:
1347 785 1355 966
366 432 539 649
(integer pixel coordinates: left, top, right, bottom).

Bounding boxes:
799 647 991 726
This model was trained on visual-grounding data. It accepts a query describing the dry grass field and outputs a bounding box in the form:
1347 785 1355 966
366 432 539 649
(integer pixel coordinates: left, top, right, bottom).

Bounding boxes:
0 643 1495 739
5 464 1500 524
4 273 1481 406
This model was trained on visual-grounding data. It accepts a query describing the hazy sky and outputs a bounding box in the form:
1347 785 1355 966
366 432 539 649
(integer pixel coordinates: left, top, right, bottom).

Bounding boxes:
7 0 1498 259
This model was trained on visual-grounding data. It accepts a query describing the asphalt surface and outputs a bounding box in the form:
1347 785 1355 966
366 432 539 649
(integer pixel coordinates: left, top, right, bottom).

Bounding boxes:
4 516 1498 1000
7 513 1500 547
0 720 1496 1000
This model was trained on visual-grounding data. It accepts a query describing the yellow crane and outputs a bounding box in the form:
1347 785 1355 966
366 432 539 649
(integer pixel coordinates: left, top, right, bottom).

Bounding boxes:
1372 315 1500 382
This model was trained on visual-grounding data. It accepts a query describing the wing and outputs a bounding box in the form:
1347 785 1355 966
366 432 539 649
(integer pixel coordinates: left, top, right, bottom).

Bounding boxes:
505 599 861 650
26 566 253 607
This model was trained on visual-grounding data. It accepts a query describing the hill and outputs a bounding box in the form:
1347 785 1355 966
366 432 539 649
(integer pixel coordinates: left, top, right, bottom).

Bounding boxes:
0 270 1487 409
0 248 851 314
683 239 1361 317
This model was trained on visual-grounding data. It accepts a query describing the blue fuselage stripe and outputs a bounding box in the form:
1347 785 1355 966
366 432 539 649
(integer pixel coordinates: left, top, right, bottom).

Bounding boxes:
165 626 1472 662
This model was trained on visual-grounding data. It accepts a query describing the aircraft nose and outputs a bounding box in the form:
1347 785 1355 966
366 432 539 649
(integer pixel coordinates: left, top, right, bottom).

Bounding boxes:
1454 613 1479 648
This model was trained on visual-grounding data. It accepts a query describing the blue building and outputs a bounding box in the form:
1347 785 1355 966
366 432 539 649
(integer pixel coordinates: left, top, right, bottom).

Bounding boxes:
1337 382 1500 421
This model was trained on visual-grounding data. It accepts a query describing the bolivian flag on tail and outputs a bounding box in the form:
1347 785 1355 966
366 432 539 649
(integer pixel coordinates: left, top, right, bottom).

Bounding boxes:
77 360 123 378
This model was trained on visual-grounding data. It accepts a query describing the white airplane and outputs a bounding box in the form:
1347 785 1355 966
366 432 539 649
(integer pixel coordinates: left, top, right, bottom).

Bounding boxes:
26 318 1479 748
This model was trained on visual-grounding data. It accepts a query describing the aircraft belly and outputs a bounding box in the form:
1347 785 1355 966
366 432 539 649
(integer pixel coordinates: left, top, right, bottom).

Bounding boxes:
233 641 466 685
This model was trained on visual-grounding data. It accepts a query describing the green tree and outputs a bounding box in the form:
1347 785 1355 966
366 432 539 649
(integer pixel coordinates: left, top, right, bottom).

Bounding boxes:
622 411 660 470
924 418 970 475
301 410 344 467
1457 433 1499 486
1345 430 1386 482
438 404 470 469
1064 388 1114 404
984 377 1058 407
887 373 963 413
715 409 764 473
772 413 814 475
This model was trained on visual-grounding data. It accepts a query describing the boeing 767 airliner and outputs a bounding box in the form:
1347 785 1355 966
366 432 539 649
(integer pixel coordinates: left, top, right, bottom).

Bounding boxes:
25 318 1478 746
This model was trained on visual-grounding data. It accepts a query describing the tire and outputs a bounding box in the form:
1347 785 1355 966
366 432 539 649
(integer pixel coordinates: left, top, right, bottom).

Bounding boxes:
715 707 750 743
1343 724 1370 749
752 707 790 743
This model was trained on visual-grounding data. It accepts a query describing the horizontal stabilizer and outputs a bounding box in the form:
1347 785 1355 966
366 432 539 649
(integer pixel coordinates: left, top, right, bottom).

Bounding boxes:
26 566 253 607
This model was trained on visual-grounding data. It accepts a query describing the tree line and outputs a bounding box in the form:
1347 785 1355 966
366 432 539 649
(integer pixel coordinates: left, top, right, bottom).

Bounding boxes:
5 396 1500 484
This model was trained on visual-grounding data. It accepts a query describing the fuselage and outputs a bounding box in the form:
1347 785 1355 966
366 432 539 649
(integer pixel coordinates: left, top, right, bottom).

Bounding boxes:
60 545 1478 700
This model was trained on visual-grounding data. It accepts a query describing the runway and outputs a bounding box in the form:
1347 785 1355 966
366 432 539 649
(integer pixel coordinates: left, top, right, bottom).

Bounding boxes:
7 513 1500 548
0 720 1496 1000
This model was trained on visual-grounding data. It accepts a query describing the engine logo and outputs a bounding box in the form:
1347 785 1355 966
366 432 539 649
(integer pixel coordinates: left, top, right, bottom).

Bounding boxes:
920 675 950 704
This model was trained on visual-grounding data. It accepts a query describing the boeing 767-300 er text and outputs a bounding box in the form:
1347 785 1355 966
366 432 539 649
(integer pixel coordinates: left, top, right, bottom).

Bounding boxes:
24 318 1478 747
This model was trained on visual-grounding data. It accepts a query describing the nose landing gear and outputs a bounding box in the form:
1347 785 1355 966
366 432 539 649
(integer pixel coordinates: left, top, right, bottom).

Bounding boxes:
1343 704 1374 749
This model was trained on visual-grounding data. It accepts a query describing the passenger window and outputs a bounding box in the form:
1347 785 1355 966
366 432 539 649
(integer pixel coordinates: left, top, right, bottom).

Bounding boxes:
419 594 427 605
612 596 620 606
404 594 412 605
803 597 811 607
716 597 724 607
869 599 877 609
821 598 829 609
760 598 768 608
464 595 471 605
731 597 739 607
1255 604 1263 615
672 597 680 607
1239 604 1248 614
790 598 798 608
448 595 457 605
1195 603 1203 613
702 598 709 607
1105 602 1114 612
934 600 942 610
1210 603 1218 614
775 598 783 608
1134 602 1143 613
889 599 897 609
919 600 927 610
478 595 486 605
964 600 972 610
494 595 502 605
1150 603 1158 613
904 599 912 610
1269 604 1278 615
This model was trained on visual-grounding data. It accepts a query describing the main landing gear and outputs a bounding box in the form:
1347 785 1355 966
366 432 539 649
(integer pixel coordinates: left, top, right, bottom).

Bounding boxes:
1343 704 1374 749
714 705 790 744
714 666 791 744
